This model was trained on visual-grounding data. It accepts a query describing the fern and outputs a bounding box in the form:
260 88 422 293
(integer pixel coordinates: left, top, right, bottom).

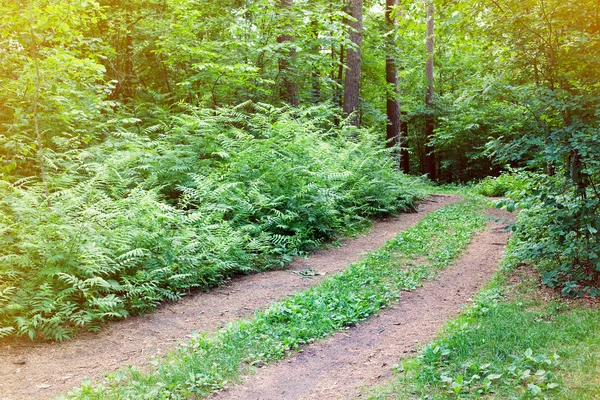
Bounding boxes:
0 102 426 340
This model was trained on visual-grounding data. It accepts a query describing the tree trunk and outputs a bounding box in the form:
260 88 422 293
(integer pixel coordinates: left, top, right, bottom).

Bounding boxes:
336 43 345 107
401 111 410 173
277 0 299 106
343 0 363 126
311 21 321 103
424 0 436 180
385 0 401 167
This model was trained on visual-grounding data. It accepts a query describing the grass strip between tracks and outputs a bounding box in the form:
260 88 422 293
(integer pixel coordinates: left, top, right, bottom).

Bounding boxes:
65 196 489 399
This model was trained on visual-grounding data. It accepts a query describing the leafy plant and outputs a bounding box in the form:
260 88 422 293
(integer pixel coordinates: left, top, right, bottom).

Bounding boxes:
474 171 532 199
0 103 425 341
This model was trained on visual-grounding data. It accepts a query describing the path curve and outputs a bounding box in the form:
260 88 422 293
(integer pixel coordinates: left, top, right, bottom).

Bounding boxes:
0 194 460 400
216 208 513 400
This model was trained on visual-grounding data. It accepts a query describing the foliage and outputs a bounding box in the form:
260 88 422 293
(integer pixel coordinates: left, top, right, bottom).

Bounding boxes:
0 0 112 179
471 0 600 296
0 103 424 341
63 198 488 399
1 0 597 341
474 171 532 198
501 174 600 298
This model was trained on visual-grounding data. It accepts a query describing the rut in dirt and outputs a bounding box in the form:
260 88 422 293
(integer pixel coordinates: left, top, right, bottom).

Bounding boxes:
216 208 514 400
0 194 459 400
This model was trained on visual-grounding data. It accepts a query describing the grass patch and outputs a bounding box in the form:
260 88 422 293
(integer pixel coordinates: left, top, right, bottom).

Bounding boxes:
63 197 489 399
368 260 600 399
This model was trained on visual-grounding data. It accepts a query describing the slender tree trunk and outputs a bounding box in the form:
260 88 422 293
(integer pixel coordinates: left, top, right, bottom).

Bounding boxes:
336 43 345 107
330 0 337 102
27 0 51 207
400 111 410 173
424 0 436 180
343 0 363 126
385 0 401 167
311 21 321 103
333 40 345 126
277 0 299 106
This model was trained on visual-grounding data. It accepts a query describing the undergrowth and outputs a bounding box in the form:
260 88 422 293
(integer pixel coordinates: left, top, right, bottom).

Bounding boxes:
474 171 531 198
478 171 600 298
368 240 600 400
63 196 488 399
0 103 427 341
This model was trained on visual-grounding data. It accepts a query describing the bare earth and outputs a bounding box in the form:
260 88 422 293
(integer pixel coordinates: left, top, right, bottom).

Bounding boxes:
216 208 513 400
0 194 460 400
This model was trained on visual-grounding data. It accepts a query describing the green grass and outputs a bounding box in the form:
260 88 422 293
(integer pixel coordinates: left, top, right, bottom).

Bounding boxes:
367 261 600 399
63 196 489 399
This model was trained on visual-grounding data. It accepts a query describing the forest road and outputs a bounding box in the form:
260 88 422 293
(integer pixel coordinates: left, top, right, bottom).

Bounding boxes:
0 194 460 400
215 207 513 400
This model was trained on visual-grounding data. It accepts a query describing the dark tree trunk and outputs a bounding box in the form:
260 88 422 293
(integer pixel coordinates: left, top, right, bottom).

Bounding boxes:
385 0 401 168
424 0 436 180
330 0 340 107
333 43 345 126
343 0 363 126
277 0 299 106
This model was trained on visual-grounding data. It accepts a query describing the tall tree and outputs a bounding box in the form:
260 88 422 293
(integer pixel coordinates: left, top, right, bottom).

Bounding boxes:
384 0 402 169
277 0 299 106
424 0 436 180
343 0 363 126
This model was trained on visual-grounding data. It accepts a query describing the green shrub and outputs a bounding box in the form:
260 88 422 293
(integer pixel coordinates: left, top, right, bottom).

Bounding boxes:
0 103 425 341
474 171 531 198
503 174 600 298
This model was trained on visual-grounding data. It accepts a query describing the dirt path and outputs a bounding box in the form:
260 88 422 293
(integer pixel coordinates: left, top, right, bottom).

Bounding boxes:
0 195 460 400
216 208 513 400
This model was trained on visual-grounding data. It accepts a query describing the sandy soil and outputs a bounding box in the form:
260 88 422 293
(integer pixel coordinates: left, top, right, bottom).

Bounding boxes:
0 194 460 400
216 208 513 400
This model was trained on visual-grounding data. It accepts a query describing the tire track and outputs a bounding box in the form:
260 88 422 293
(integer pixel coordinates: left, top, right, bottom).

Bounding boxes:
0 195 460 400
217 208 513 400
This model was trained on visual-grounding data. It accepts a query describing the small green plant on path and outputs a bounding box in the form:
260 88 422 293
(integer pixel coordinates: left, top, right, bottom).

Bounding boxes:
368 256 600 399
63 197 489 399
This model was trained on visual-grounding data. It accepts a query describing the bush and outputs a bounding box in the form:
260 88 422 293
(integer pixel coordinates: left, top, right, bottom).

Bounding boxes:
501 173 600 298
474 171 531 198
0 103 425 340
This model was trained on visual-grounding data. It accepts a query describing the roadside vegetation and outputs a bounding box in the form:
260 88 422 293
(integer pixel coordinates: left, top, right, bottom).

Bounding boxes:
367 238 600 400
64 197 488 399
0 105 426 341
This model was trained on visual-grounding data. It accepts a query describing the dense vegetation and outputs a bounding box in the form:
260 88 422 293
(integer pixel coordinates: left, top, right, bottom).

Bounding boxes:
0 103 425 340
68 197 489 399
0 0 598 342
